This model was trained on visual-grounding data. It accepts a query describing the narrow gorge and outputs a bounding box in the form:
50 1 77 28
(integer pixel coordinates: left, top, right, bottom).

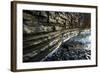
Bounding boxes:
23 10 91 62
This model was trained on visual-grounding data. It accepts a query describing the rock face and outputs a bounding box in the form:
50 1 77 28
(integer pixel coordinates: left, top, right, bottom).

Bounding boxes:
23 10 91 62
43 30 91 61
